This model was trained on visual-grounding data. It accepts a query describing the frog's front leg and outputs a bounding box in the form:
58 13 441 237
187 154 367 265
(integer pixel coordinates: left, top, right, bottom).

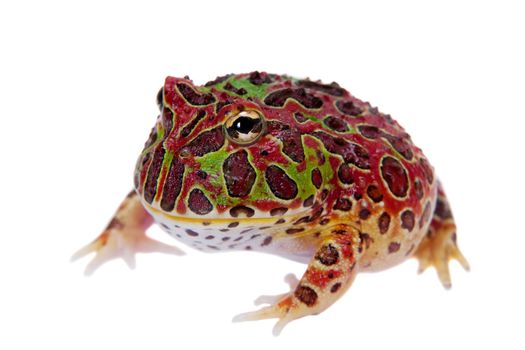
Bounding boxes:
72 190 184 275
233 224 361 336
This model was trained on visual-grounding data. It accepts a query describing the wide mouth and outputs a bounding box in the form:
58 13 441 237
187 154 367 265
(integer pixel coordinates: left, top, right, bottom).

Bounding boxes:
144 202 308 226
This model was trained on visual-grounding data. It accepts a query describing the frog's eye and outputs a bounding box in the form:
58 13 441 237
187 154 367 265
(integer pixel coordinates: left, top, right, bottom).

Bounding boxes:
224 110 266 145
156 87 164 111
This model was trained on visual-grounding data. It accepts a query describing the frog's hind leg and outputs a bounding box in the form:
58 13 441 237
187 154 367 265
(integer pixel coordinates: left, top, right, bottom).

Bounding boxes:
233 224 361 336
414 183 469 288
72 190 184 275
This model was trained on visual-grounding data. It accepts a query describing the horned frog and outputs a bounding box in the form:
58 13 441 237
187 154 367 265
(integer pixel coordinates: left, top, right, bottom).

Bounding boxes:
74 72 468 335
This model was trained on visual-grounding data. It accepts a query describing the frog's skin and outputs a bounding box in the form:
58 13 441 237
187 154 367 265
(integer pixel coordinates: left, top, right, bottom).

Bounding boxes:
74 72 469 335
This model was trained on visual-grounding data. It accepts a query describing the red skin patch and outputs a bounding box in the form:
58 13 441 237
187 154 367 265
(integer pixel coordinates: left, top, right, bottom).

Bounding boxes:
306 268 342 288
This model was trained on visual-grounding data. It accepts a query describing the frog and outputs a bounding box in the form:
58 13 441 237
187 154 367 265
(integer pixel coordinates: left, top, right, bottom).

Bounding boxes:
73 71 469 335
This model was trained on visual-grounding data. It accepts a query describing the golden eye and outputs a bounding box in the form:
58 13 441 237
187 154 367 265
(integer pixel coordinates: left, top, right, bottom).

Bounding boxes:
224 110 266 145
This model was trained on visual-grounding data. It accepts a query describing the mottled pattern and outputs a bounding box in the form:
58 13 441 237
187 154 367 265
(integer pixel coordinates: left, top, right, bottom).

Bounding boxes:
120 72 468 333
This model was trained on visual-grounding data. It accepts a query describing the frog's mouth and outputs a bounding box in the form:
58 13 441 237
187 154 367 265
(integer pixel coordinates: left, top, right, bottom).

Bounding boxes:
143 201 310 227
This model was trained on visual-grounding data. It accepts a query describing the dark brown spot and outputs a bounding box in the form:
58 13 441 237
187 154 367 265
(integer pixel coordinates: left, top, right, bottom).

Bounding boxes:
293 216 310 225
359 208 371 220
359 232 374 251
223 82 247 95
223 150 256 197
229 205 255 218
311 168 322 189
336 100 363 116
297 80 345 96
275 218 286 224
222 237 230 241
267 121 305 163
205 235 214 240
106 218 124 231
207 245 220 250
380 156 409 197
228 222 239 228
366 185 383 203
320 218 330 225
435 198 453 219
388 242 401 253
144 146 165 204
401 210 415 231
316 150 326 165
180 110 206 138
204 74 232 87
354 192 362 200
309 205 324 222
160 157 184 212
294 285 318 306
420 202 432 228
321 189 329 201
378 212 391 234
259 226 271 230
303 195 314 207
324 116 349 132
161 108 174 134
265 165 298 200
264 88 323 109
215 100 233 114
176 82 216 105
315 244 339 266
270 207 288 216
330 282 342 293
286 228 305 234
311 131 370 169
196 170 207 180
419 157 434 185
188 189 213 215
186 229 199 237
383 134 413 160
358 125 381 139
294 112 307 123
337 163 354 184
261 236 273 246
181 126 224 157
414 178 424 200
334 197 352 211
248 71 271 85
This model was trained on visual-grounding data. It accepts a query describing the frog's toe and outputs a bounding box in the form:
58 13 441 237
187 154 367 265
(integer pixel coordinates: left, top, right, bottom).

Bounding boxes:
253 274 299 306
233 295 297 336
415 228 469 289
72 227 184 276
72 191 184 275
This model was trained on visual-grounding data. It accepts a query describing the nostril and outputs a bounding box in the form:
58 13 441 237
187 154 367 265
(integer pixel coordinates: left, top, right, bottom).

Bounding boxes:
179 147 190 157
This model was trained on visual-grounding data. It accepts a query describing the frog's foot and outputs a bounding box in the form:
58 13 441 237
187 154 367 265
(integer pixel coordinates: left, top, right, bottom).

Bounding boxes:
414 186 469 288
72 190 184 275
233 225 361 336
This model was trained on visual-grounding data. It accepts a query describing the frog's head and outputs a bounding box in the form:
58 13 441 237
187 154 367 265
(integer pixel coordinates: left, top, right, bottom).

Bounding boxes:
134 72 362 224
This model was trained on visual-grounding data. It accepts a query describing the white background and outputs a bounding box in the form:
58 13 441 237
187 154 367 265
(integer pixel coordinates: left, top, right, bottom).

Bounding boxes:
1 0 524 349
